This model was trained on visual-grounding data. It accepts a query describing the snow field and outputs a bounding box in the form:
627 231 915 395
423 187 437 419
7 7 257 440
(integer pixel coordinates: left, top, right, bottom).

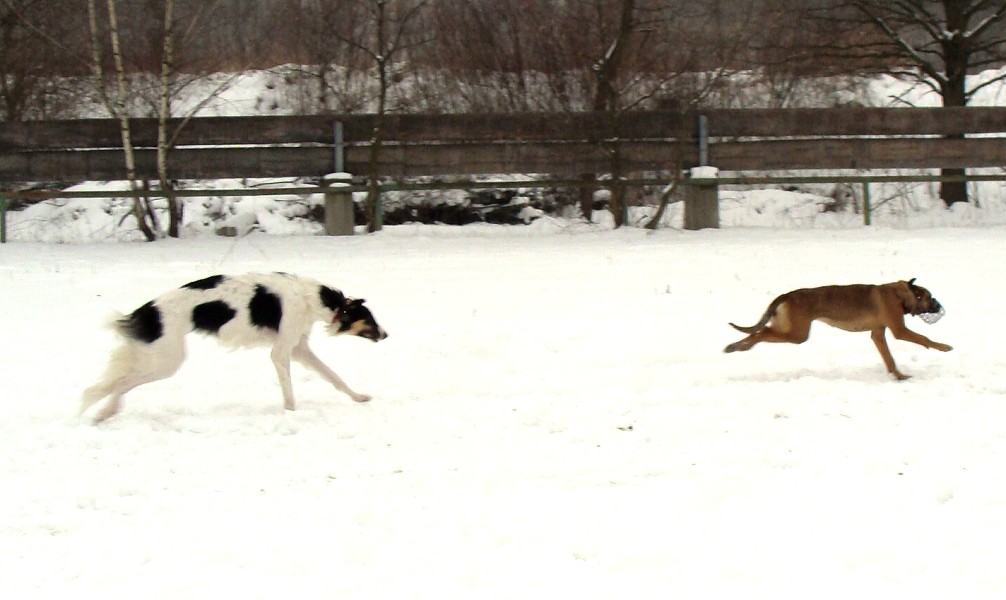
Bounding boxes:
1 225 1005 598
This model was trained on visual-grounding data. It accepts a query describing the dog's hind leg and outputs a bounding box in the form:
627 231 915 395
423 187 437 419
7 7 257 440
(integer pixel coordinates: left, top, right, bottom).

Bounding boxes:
80 344 138 416
724 303 812 353
82 340 186 423
292 337 371 402
724 333 761 353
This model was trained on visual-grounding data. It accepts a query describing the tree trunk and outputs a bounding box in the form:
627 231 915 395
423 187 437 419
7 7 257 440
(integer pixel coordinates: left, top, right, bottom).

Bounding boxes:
604 132 627 228
590 0 635 228
365 1 389 233
365 59 385 232
89 0 157 241
577 174 594 222
939 6 969 208
158 0 182 238
644 169 684 230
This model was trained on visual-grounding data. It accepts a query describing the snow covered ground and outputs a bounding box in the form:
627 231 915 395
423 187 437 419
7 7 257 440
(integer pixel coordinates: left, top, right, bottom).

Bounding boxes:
2 221 1005 598
2 62 1006 597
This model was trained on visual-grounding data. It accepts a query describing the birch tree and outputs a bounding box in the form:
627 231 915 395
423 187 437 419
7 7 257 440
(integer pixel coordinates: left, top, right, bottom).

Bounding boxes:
88 0 159 240
88 0 237 239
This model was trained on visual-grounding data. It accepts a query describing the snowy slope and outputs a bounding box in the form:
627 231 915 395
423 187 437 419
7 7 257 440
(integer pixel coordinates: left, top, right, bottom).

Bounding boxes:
2 225 1005 598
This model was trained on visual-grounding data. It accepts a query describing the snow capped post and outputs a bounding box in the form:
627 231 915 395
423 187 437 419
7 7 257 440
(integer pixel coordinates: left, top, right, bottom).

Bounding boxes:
322 172 355 236
684 165 720 230
683 114 719 230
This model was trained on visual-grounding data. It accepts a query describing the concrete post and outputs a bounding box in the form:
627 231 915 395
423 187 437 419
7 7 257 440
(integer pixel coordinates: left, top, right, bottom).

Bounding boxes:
322 172 355 236
683 166 719 230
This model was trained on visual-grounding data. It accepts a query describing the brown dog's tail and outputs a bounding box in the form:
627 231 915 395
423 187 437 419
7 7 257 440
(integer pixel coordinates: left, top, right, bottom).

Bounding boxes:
729 295 785 334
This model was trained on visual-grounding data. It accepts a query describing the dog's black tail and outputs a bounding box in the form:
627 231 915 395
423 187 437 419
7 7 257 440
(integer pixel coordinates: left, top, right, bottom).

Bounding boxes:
113 301 163 343
729 295 785 334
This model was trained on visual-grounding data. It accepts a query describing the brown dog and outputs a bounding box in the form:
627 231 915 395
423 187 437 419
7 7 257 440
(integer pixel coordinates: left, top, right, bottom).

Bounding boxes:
724 279 952 380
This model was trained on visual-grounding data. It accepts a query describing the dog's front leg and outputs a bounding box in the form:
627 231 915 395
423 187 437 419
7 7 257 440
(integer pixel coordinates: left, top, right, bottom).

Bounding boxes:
871 328 910 381
270 345 297 410
888 324 953 353
292 338 371 402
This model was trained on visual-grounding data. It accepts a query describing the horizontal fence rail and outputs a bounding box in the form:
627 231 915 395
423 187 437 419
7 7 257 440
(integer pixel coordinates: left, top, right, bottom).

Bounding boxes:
2 108 1006 183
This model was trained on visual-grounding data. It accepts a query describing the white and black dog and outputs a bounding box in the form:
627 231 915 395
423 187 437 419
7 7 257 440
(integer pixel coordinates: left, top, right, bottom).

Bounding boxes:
80 272 387 423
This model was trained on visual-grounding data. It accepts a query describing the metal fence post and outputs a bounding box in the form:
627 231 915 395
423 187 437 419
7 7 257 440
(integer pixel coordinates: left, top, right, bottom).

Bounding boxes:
862 182 872 226
1 193 7 243
322 172 355 236
697 114 709 167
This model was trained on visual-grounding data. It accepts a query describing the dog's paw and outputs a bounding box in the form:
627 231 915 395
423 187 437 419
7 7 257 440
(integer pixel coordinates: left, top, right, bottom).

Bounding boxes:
351 394 372 403
937 344 953 352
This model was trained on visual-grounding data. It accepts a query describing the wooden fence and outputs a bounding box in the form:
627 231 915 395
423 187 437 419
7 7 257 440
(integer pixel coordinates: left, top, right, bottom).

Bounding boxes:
1 108 1005 238
3 108 1006 181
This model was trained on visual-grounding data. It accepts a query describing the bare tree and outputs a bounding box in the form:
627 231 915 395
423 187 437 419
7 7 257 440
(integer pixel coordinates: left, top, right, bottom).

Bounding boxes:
1 0 89 121
328 0 431 232
85 0 245 239
87 0 160 240
575 0 752 226
423 0 587 112
151 0 241 238
800 0 1006 206
584 0 637 227
156 0 179 236
275 0 372 113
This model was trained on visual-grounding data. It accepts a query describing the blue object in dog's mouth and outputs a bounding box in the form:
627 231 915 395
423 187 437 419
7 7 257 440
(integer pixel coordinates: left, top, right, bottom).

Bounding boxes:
918 305 946 324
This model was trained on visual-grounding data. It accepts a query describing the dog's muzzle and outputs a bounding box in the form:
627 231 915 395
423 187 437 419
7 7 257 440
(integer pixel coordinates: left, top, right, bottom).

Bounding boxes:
917 301 945 324
366 327 389 342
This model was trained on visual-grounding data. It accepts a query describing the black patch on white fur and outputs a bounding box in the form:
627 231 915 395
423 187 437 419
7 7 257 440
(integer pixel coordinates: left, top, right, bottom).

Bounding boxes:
182 275 226 290
192 301 236 334
120 301 163 343
319 285 345 313
249 285 282 331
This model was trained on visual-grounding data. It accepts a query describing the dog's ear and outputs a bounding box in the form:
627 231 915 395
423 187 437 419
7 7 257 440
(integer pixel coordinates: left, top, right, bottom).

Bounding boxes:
895 281 916 311
908 277 917 287
334 298 365 322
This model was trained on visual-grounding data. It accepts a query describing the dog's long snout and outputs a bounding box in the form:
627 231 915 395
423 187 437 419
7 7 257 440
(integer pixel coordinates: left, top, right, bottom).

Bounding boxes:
361 326 388 342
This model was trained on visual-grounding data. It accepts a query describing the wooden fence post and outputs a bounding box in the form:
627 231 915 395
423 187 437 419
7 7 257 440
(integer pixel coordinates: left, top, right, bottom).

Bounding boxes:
684 167 720 230
322 172 355 236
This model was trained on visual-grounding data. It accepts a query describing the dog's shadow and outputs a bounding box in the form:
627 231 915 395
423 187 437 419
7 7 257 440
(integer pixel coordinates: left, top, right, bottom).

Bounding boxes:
100 401 309 433
722 365 905 385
